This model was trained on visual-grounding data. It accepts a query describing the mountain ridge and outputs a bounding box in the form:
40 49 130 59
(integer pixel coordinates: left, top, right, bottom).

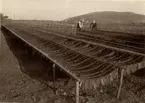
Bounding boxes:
63 11 145 24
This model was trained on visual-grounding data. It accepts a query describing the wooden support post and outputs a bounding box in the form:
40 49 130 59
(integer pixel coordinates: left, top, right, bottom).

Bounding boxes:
18 39 20 45
117 69 124 98
24 44 28 54
32 49 35 56
76 81 80 103
53 64 56 82
118 68 121 79
25 48 27 54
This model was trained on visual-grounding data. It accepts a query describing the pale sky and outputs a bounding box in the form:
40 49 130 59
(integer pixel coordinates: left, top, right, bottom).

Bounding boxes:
0 0 2 13
1 0 145 20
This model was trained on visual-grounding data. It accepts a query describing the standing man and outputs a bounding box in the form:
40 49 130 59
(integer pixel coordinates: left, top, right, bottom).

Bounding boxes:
77 19 84 31
90 20 97 30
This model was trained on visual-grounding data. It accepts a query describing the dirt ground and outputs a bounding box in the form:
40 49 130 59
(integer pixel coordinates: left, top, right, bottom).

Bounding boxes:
0 29 145 103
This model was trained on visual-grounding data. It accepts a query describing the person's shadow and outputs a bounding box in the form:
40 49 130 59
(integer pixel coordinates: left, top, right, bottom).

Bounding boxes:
2 27 69 94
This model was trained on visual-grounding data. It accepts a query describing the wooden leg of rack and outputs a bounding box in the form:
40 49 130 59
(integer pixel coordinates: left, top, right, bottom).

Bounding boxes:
53 64 56 82
117 69 124 98
76 81 80 103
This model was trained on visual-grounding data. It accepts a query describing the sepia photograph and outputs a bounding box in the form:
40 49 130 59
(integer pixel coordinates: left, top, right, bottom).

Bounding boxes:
0 0 145 103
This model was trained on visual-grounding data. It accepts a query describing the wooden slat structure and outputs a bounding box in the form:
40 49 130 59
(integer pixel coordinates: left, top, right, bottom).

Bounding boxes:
2 21 145 103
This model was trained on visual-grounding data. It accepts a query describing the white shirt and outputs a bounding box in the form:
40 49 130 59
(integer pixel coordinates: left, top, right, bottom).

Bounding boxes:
78 21 83 28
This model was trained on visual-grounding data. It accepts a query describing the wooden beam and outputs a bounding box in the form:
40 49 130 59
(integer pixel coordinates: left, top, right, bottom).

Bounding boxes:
76 81 80 103
117 68 124 98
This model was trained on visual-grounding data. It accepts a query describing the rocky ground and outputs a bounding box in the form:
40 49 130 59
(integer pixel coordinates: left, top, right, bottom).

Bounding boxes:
0 29 145 103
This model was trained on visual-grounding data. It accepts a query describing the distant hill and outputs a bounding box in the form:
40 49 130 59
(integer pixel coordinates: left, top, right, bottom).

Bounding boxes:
63 11 145 24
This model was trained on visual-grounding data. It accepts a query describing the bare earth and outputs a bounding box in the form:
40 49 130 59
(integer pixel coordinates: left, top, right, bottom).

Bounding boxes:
0 29 145 103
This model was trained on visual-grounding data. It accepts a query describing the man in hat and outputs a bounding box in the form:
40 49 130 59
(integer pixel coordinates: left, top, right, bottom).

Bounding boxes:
90 20 97 30
77 19 84 31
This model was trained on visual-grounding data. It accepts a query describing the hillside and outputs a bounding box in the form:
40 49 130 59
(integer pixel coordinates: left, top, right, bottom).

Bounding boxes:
64 11 145 24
